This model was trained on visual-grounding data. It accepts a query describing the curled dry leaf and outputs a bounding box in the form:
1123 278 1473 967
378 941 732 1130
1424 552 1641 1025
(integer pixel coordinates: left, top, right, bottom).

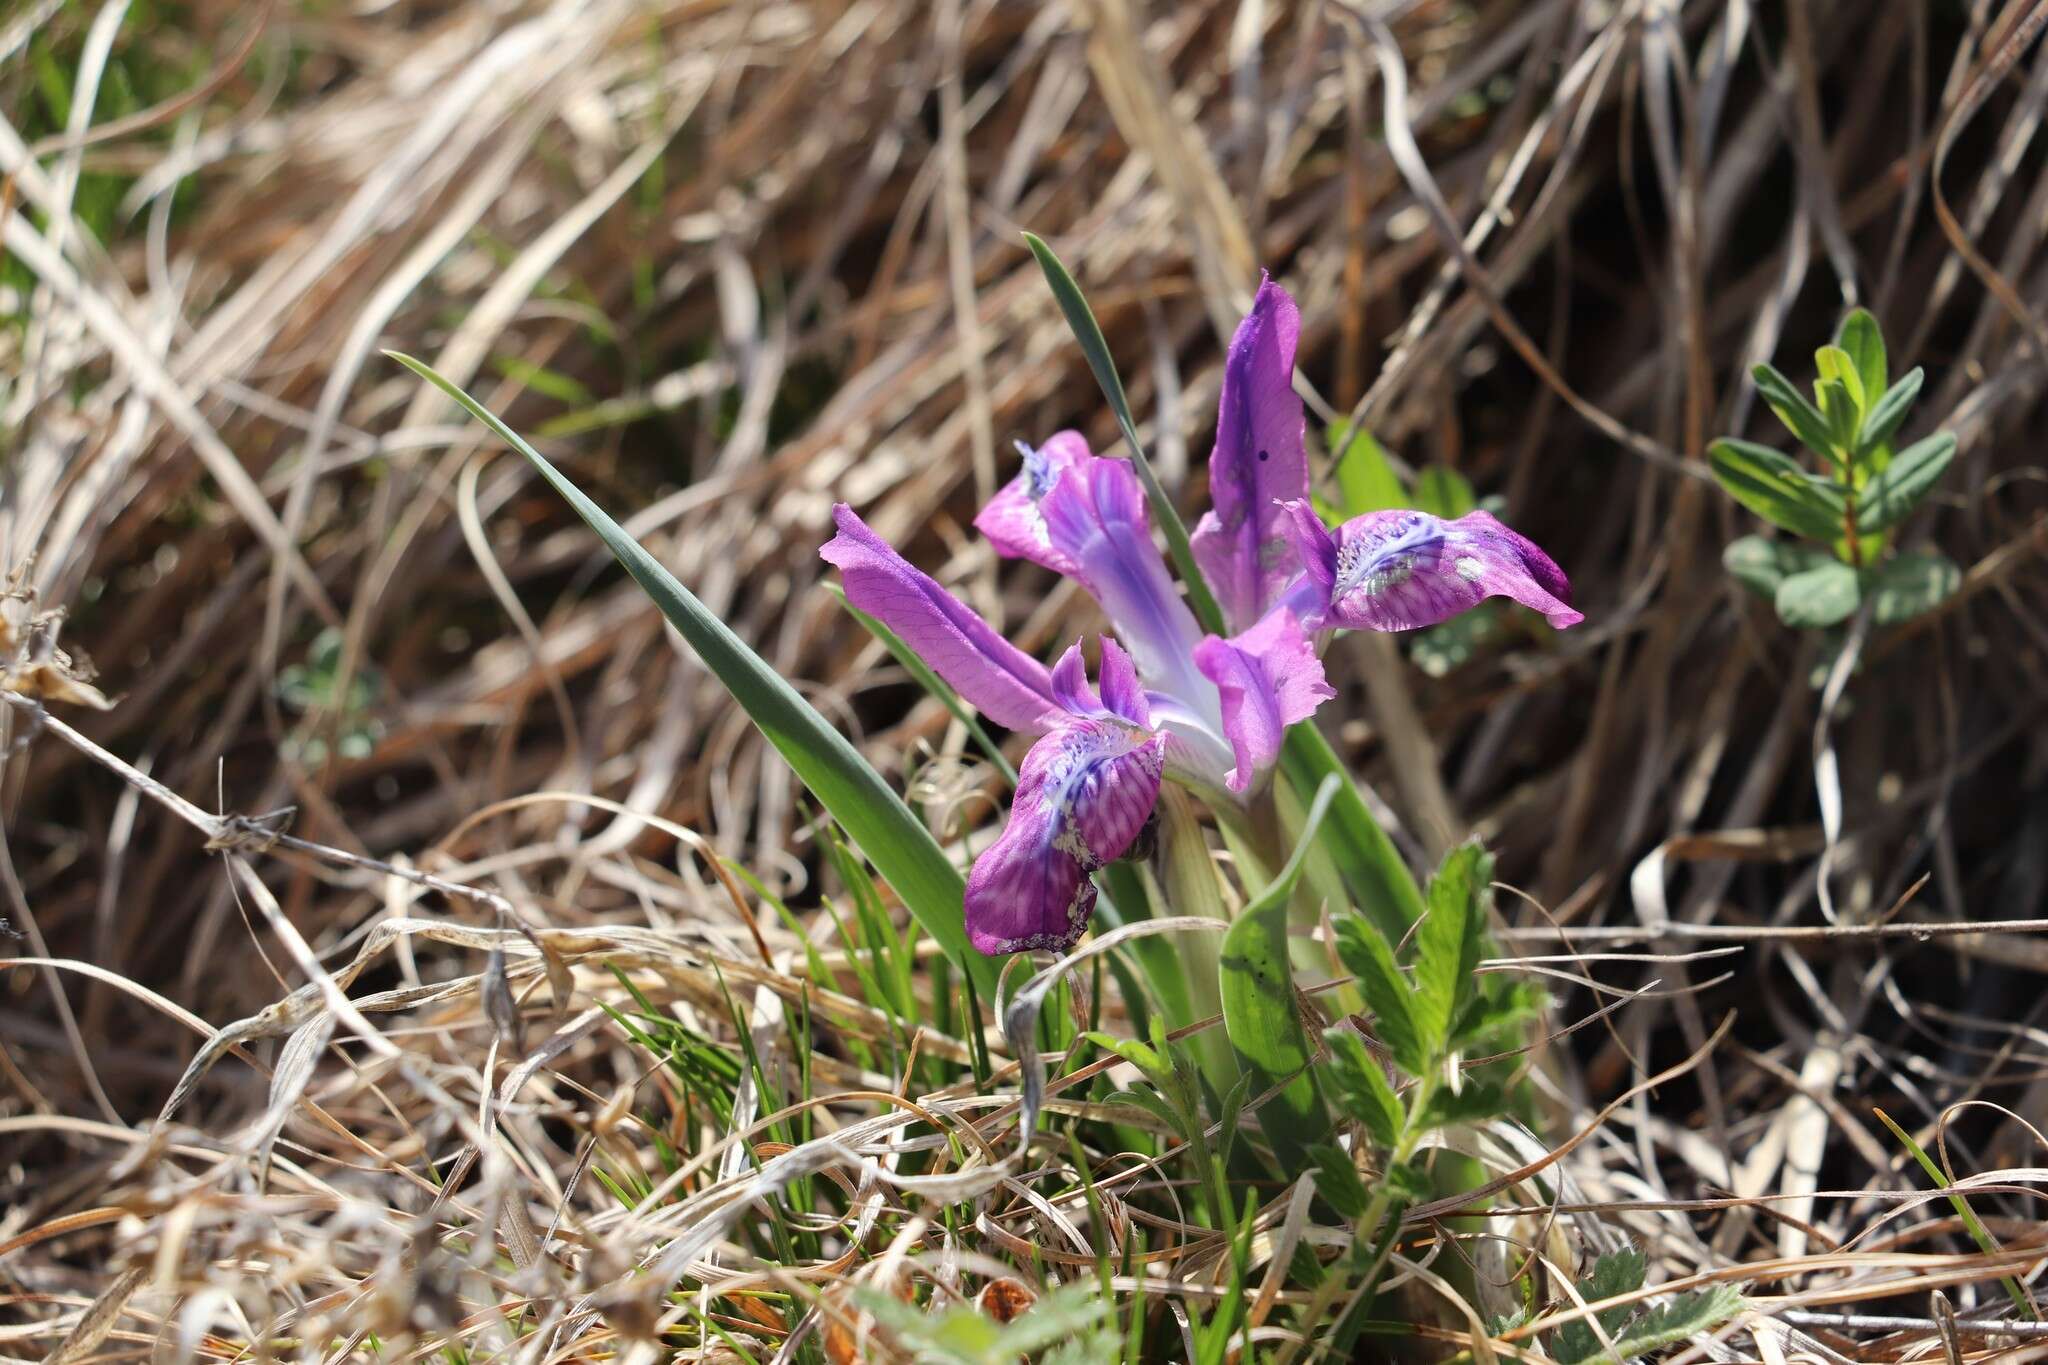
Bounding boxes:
977 1275 1039 1323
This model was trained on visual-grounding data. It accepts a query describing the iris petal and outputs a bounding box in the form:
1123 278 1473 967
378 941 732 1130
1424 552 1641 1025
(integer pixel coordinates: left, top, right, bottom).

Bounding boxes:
1192 276 1311 632
964 713 1165 955
1320 509 1582 632
1193 607 1335 792
974 432 1091 577
820 505 1063 734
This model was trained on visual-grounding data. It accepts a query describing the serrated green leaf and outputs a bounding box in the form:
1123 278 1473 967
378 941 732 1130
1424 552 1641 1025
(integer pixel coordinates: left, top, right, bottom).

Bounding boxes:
1333 915 1425 1075
1722 535 1836 599
389 352 1000 997
1858 367 1923 455
1540 1252 1654 1358
1219 776 1341 1159
1606 1286 1744 1362
1751 362 1835 456
1330 422 1407 516
1836 308 1887 415
1419 1079 1506 1128
1774 561 1861 628
1856 431 1955 533
1547 1249 1648 1364
1411 843 1491 1053
1322 1026 1403 1146
1309 1142 1373 1218
1023 232 1225 635
1707 439 1846 542
1868 550 1960 625
1414 465 1476 519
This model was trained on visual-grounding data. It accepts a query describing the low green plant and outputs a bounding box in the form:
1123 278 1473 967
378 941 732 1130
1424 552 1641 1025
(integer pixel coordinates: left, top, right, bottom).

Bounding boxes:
1711 310 1959 631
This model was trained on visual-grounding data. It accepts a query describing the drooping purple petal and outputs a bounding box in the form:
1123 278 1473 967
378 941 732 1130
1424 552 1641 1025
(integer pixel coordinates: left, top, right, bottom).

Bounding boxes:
1311 508 1583 633
1192 607 1336 793
973 431 1092 577
1038 453 1210 708
1191 275 1311 632
964 714 1165 954
821 505 1063 734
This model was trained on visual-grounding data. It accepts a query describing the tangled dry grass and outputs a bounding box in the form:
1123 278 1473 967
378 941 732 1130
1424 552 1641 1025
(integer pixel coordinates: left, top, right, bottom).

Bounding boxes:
5 0 2048 1360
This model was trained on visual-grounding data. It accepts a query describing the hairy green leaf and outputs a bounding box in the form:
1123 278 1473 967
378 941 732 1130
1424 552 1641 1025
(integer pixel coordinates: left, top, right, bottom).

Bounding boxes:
1322 1026 1403 1146
1333 915 1425 1075
1309 1142 1372 1219
1411 842 1492 1053
1547 1249 1647 1364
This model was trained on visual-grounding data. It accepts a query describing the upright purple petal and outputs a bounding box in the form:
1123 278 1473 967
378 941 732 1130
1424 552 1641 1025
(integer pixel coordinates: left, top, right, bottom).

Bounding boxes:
1095 637 1149 727
821 505 1063 734
1277 499 1337 613
1039 455 1210 708
1310 509 1583 633
1193 608 1335 793
974 432 1091 577
964 714 1165 954
1192 276 1311 632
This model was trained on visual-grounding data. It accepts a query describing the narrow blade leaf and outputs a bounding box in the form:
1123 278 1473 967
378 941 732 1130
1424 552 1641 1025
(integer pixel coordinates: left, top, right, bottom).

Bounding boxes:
388 351 1000 995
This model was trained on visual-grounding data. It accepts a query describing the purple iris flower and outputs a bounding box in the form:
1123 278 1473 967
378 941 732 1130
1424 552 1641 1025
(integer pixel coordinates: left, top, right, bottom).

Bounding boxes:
822 275 1578 954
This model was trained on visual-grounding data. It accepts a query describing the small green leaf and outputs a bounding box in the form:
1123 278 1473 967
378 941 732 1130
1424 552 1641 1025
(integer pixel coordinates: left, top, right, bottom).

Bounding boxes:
1751 363 1835 456
1836 309 1887 415
1606 1286 1745 1362
1418 1079 1507 1128
1816 378 1860 453
1707 439 1847 542
1330 422 1407 516
1858 367 1924 456
1868 550 1960 625
1309 1142 1373 1219
1322 1026 1403 1146
1814 344 1865 412
1414 465 1476 519
1081 1030 1165 1082
1722 535 1835 599
1857 431 1956 533
1333 915 1426 1075
1411 843 1491 1053
1774 561 1861 628
1547 1249 1648 1364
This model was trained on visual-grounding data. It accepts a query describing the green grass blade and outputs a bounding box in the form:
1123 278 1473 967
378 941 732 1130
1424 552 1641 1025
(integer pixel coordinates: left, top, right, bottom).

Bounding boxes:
1874 1107 2037 1319
388 350 1001 997
1022 231 1227 636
